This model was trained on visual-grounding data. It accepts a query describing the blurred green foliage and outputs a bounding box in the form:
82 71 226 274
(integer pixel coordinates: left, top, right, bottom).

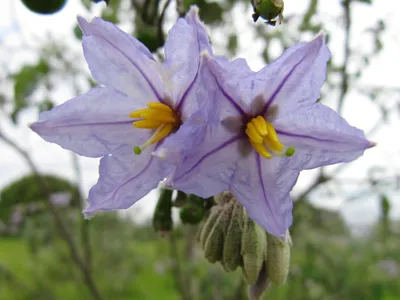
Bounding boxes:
0 174 79 222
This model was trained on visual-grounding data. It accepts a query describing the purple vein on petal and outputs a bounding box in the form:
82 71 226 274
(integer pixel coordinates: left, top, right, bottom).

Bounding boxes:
256 153 280 233
176 70 198 112
40 120 134 129
176 23 201 112
99 37 165 103
276 130 338 143
174 135 241 181
91 143 161 211
208 70 247 117
262 55 308 114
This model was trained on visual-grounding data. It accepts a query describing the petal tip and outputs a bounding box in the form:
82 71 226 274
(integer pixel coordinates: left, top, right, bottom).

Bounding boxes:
369 140 377 148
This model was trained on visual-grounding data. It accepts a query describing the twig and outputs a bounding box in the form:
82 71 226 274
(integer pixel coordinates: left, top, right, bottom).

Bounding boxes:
0 130 103 300
169 231 191 300
158 0 172 45
337 0 351 114
71 153 92 272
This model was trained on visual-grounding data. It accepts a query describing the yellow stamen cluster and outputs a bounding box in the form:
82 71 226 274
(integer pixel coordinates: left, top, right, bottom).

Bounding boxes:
245 116 289 159
130 102 179 154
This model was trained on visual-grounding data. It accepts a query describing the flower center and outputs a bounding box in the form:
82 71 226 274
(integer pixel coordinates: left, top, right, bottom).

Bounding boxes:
245 116 295 159
130 102 180 154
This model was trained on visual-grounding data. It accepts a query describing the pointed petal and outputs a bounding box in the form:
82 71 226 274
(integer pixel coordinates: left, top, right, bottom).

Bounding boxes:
231 153 296 237
30 87 150 157
155 111 242 197
77 16 154 60
256 34 330 115
274 103 373 170
80 21 167 102
84 149 169 216
204 55 254 116
164 7 211 109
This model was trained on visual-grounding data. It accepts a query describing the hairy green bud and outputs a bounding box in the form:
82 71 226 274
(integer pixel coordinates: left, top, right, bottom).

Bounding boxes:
241 212 267 284
266 231 291 285
248 262 270 300
199 205 223 249
250 0 284 26
222 203 243 272
204 204 233 263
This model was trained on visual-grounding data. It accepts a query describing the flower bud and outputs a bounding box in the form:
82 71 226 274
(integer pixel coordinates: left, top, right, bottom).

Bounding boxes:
152 188 173 234
203 203 233 263
222 203 244 272
266 231 291 285
248 262 270 300
251 0 284 25
241 211 267 284
180 194 205 225
199 205 223 249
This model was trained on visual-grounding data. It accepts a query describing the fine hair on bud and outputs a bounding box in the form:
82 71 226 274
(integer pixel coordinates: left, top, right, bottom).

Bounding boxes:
266 231 291 285
241 211 267 285
222 203 244 272
203 203 233 263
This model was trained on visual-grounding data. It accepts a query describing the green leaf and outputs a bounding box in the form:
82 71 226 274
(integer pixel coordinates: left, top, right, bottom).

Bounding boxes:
12 60 50 123
73 25 83 40
227 34 238 55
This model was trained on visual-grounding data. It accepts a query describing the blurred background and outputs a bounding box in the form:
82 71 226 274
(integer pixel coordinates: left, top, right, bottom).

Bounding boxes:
0 0 399 299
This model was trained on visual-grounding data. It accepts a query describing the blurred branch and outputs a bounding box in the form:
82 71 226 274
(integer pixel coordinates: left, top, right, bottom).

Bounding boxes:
337 0 351 114
71 153 92 272
0 129 103 300
158 0 172 44
169 231 192 300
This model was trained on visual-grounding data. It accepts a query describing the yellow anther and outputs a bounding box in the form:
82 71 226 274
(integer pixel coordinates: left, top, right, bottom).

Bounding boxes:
133 119 164 129
137 111 176 123
246 123 263 144
246 115 292 159
147 102 173 113
265 121 279 142
130 102 179 155
252 116 268 136
264 138 285 153
129 109 151 118
249 140 272 159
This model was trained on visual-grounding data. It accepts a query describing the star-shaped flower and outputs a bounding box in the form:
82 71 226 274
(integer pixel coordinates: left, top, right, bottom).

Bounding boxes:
30 7 211 216
157 34 374 237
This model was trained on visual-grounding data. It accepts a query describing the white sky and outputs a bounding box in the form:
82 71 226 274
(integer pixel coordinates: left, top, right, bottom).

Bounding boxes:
0 0 399 230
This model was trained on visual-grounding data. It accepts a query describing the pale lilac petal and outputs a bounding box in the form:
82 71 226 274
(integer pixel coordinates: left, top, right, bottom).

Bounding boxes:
274 103 373 170
163 7 211 111
84 149 170 216
230 152 296 237
82 32 167 103
77 16 154 60
156 111 242 197
256 34 330 116
184 6 212 54
30 87 150 157
204 55 253 116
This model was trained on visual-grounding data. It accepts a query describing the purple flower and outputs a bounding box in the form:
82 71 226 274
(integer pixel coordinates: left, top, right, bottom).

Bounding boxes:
30 7 211 216
157 34 374 237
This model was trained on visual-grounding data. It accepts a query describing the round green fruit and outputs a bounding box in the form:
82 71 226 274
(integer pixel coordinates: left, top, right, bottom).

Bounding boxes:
21 0 68 15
